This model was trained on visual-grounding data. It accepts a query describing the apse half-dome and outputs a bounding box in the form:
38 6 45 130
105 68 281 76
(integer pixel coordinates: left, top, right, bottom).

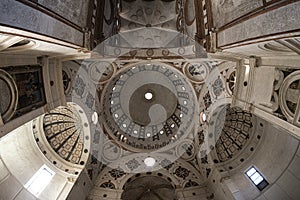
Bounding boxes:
32 103 91 175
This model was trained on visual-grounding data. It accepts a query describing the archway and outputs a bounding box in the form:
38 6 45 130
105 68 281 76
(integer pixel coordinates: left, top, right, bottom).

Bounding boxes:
121 175 176 200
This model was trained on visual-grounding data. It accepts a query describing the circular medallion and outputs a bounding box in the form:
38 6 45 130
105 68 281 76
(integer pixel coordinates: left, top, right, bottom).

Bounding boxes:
102 140 122 162
101 62 198 152
212 76 224 97
226 68 236 95
279 71 300 120
175 139 195 160
62 70 71 93
183 62 209 83
88 61 116 84
0 69 18 122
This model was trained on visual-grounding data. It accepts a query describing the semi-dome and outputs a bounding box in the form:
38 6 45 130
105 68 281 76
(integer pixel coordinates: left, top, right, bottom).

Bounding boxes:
214 106 254 163
32 103 91 175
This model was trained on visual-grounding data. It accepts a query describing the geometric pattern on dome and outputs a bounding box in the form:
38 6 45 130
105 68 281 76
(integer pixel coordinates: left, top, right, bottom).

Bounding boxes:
227 70 236 94
174 166 189 179
125 158 140 171
109 168 126 180
43 104 84 164
215 106 253 162
159 158 174 170
184 180 199 188
212 76 224 97
100 181 116 189
203 91 212 108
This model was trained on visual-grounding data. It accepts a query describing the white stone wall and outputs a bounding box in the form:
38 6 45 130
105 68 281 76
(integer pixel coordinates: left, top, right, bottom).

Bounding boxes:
0 120 76 200
0 156 36 200
208 116 300 200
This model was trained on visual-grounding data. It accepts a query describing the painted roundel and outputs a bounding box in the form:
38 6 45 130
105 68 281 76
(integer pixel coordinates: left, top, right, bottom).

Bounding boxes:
183 62 209 83
102 140 122 163
88 61 116 84
101 62 198 152
176 139 195 160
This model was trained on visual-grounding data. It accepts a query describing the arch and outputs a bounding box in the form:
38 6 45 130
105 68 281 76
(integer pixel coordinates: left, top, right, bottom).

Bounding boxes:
121 175 176 200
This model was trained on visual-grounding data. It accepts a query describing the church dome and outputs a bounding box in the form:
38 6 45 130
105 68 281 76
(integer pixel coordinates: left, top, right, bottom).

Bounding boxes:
101 62 198 152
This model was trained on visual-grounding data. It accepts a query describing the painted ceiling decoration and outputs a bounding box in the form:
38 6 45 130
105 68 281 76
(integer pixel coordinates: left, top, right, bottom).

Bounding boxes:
96 0 203 59
58 33 252 199
60 54 240 178
0 0 299 200
197 105 265 174
92 157 207 195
